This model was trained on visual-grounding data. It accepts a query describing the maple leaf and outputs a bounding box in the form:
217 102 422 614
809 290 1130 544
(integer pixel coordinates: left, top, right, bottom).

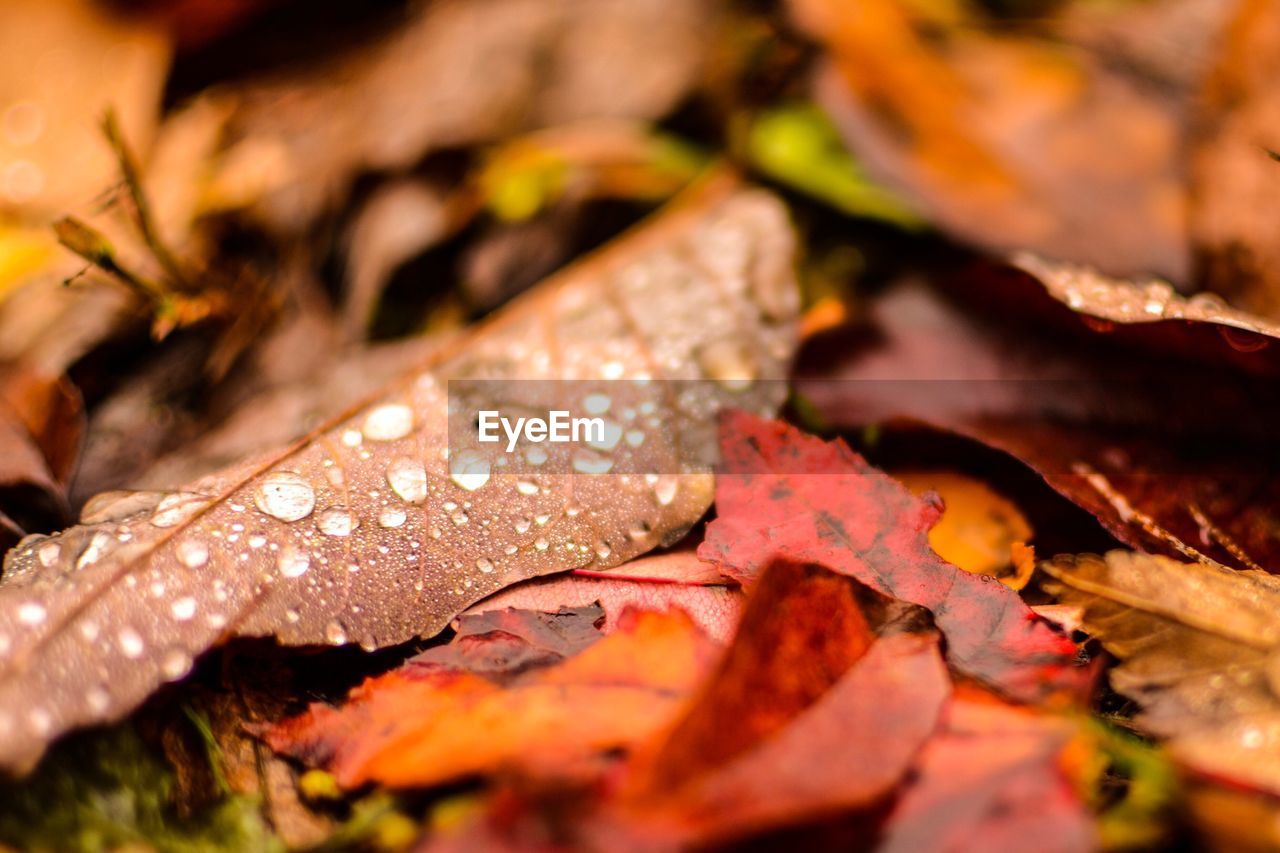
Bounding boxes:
697 412 1080 702
1044 551 1280 795
266 606 720 789
0 178 800 773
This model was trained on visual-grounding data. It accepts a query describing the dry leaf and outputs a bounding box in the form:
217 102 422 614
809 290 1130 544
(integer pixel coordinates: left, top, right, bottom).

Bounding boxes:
697 413 1081 702
267 606 720 789
796 272 1280 571
0 0 169 220
213 0 716 232
0 366 83 536
793 0 1190 283
879 688 1094 852
0 177 799 773
1043 551 1280 794
894 470 1034 587
619 559 949 844
1190 0 1280 317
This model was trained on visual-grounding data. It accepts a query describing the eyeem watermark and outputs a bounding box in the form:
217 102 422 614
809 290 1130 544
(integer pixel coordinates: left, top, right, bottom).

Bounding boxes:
478 410 605 453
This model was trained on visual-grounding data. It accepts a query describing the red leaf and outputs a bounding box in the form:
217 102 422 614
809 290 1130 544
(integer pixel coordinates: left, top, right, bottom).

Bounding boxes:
697 412 1080 702
879 689 1095 852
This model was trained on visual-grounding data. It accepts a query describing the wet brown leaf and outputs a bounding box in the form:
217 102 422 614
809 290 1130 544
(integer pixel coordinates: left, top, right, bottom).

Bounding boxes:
0 177 799 773
1044 551 1280 794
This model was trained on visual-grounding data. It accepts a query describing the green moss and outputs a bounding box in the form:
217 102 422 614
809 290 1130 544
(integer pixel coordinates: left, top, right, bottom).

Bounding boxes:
0 724 282 853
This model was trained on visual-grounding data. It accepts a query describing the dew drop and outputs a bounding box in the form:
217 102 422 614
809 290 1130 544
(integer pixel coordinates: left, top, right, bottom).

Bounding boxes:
534 537 549 551
285 608 301 624
476 557 495 573
86 686 110 714
37 542 60 568
176 538 209 569
586 420 623 451
515 480 539 496
698 339 758 391
535 514 550 526
653 476 678 507
451 509 469 526
118 627 145 659
277 545 311 578
249 535 267 549
378 506 407 528
317 508 358 537
625 429 645 447
161 648 193 680
76 532 112 570
572 449 613 475
583 393 611 415
341 429 363 447
17 601 46 626
449 449 492 491
170 597 197 621
324 620 348 645
363 403 414 441
526 446 548 466
254 472 316 522
1219 326 1271 353
387 457 428 504
514 517 532 534
150 492 211 528
595 541 612 560
28 707 52 736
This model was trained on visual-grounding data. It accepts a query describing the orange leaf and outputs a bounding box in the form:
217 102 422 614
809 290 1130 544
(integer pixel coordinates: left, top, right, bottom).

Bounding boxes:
268 606 720 789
